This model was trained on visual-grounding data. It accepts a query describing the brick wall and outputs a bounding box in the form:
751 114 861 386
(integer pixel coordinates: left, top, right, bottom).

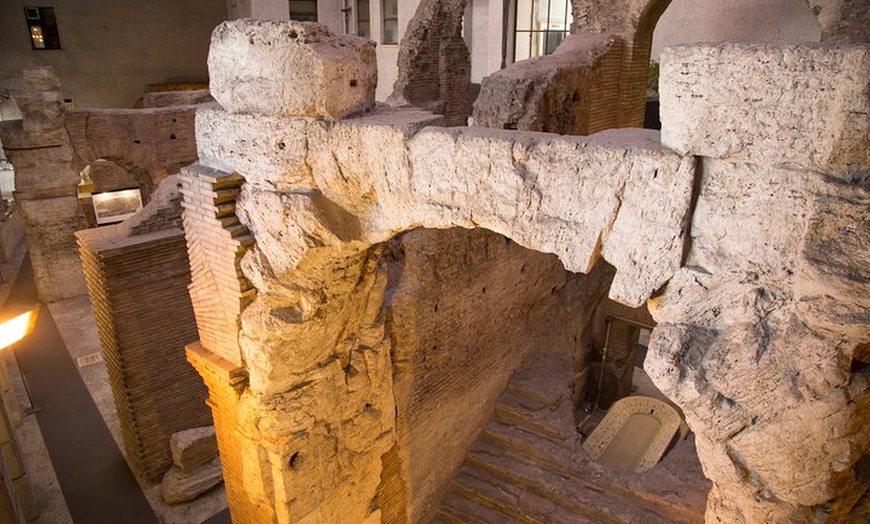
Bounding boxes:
77 225 211 483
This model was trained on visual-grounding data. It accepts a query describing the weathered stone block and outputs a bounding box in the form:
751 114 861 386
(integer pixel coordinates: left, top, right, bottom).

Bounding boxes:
473 32 622 135
794 181 870 342
161 456 223 504
170 426 218 473
311 116 695 307
208 20 377 119
196 104 319 190
660 43 870 177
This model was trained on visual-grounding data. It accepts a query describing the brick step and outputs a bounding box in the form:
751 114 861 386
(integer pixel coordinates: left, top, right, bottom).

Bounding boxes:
494 401 573 446
506 380 567 407
445 469 549 524
479 421 702 523
484 416 577 463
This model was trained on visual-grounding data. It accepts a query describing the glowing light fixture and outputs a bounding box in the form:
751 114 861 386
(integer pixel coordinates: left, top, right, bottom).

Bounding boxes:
0 304 40 351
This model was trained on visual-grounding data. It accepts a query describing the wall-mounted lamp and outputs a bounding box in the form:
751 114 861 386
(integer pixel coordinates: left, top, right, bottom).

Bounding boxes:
0 304 40 351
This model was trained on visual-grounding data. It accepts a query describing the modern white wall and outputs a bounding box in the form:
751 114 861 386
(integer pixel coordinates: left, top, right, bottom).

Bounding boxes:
0 0 228 108
652 0 821 59
466 0 506 84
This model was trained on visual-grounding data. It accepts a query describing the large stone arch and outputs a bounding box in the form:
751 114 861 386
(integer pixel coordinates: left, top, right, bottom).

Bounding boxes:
185 19 869 524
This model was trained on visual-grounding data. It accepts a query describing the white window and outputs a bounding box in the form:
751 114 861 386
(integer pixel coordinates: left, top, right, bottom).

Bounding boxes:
382 0 398 44
514 0 572 62
289 0 318 22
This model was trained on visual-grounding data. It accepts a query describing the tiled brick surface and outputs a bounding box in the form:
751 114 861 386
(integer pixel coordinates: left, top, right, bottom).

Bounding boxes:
77 226 211 483
179 164 253 368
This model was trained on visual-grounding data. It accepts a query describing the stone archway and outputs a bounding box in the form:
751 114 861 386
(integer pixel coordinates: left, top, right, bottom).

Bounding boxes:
183 18 869 524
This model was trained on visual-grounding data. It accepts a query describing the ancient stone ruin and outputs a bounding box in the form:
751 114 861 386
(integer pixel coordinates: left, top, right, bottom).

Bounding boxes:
178 12 869 524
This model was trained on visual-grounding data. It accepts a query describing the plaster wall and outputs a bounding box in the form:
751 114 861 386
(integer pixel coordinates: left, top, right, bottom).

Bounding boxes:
652 0 822 59
0 0 226 109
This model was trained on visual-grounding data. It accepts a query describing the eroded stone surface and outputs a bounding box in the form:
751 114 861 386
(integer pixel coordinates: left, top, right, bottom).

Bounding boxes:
170 426 218 473
312 120 694 307
473 33 623 135
200 105 695 309
196 103 321 190
161 456 223 505
208 20 377 119
645 159 869 523
660 43 870 177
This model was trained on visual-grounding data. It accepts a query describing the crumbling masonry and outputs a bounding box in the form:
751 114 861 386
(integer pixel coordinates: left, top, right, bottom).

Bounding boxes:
180 13 869 524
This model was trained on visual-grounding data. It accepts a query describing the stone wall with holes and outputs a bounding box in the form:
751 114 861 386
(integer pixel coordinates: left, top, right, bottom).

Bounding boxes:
181 18 870 524
0 67 199 301
76 176 212 484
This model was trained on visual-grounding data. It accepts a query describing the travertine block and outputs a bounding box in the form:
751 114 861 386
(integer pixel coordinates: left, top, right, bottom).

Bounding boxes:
208 20 377 119
660 43 870 176
170 426 218 473
161 457 223 504
794 182 870 342
310 120 694 306
196 104 320 190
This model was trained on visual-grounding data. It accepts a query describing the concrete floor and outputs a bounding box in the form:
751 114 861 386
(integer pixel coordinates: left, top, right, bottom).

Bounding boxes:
0 242 230 524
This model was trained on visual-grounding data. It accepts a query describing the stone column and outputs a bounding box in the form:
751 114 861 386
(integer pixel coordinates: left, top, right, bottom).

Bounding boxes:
183 20 385 523
650 43 870 523
0 67 88 301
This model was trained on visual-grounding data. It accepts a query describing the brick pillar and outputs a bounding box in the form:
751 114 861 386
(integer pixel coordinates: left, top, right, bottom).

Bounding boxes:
179 164 265 523
77 226 210 483
186 343 273 524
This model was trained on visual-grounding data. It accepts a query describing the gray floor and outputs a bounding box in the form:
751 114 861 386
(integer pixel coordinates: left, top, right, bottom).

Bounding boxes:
2 246 230 524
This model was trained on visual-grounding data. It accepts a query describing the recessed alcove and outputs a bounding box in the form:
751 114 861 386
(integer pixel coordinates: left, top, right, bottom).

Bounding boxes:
366 226 707 523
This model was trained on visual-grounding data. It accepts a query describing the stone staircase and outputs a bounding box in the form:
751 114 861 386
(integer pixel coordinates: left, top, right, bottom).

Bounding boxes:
432 362 708 524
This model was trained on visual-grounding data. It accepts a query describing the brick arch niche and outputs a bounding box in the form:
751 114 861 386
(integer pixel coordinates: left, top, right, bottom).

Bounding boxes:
183 14 868 524
0 67 199 301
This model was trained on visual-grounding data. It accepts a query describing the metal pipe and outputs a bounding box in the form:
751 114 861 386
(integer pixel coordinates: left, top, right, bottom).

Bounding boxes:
591 315 614 411
606 314 656 331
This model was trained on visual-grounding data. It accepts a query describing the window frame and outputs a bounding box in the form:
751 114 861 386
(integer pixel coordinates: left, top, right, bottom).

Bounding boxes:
24 6 62 50
382 0 398 45
513 0 571 62
289 0 318 22
356 0 370 39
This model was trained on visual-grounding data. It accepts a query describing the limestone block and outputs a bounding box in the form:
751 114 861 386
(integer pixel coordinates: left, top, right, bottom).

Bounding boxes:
0 121 70 152
170 426 218 473
686 160 817 281
310 116 694 306
407 127 694 306
794 181 870 342
660 44 870 176
195 104 319 190
236 187 357 279
12 164 77 193
161 456 223 504
208 20 377 119
308 106 445 228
